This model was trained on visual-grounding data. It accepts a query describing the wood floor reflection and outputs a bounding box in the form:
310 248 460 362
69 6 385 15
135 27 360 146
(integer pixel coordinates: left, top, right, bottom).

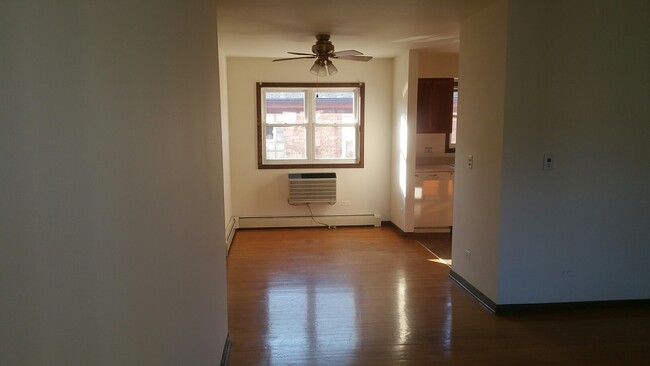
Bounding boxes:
227 227 650 365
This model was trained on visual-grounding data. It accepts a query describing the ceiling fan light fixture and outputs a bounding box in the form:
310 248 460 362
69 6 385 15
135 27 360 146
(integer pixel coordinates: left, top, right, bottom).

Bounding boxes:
309 61 321 75
318 66 327 77
310 59 328 77
326 60 338 76
277 35 372 76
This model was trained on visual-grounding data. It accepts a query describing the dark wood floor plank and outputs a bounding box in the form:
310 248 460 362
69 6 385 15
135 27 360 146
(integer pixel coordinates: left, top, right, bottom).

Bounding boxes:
414 232 452 260
227 227 650 365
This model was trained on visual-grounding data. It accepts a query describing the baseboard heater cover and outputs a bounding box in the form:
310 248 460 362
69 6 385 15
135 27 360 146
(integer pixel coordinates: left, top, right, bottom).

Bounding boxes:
225 216 238 254
237 214 381 228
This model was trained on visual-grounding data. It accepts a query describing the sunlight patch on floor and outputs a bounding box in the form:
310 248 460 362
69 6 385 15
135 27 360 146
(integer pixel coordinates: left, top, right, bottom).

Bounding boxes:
428 258 452 266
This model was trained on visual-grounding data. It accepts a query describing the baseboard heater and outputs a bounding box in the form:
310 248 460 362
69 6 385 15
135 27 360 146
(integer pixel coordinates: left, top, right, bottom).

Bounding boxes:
237 214 381 228
288 172 336 205
225 216 238 254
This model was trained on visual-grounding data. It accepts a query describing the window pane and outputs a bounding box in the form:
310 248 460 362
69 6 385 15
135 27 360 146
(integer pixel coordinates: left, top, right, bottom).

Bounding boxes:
265 126 307 160
314 92 355 124
314 126 357 159
257 83 364 168
265 92 305 124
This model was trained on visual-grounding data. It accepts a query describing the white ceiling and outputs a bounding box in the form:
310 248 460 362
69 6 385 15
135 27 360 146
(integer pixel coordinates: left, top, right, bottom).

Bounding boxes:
216 0 498 59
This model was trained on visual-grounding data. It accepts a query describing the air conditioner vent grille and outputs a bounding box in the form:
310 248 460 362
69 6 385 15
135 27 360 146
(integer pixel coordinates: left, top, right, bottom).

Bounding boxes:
288 173 336 205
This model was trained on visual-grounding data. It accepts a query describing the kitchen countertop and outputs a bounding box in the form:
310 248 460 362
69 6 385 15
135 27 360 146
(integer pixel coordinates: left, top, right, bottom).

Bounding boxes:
415 164 455 173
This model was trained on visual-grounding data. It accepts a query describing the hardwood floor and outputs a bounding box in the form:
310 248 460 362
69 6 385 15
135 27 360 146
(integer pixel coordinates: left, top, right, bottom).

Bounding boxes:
413 232 452 261
227 227 650 365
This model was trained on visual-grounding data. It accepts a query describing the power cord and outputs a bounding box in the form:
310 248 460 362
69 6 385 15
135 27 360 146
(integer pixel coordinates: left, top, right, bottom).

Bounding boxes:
306 203 334 229
287 199 336 229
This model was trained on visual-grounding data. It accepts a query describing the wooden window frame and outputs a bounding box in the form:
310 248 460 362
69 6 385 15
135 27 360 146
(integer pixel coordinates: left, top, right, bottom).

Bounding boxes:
257 82 365 169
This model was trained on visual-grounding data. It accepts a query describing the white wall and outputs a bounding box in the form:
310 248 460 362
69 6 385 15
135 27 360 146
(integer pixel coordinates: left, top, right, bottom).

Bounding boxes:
389 50 421 233
0 1 228 364
452 0 509 302
226 57 393 220
456 0 650 305
497 0 650 303
404 51 421 232
390 52 411 231
219 49 233 236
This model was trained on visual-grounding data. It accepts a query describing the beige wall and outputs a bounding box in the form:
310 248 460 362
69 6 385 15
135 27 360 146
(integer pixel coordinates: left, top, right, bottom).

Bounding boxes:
404 51 421 231
0 0 228 364
453 0 509 301
418 52 459 78
219 49 233 238
455 0 650 304
226 57 393 220
389 50 420 233
390 52 411 231
497 0 650 303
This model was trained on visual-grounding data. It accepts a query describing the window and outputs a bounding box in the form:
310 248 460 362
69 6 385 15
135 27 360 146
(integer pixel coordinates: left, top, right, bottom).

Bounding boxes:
446 80 458 153
257 82 364 169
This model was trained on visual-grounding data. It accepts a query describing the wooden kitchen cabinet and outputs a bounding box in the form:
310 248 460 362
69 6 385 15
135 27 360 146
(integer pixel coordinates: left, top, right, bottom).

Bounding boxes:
416 78 454 134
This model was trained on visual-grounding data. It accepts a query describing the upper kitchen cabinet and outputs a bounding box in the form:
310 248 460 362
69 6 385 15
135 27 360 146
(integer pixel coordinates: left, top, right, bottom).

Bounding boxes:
416 78 454 134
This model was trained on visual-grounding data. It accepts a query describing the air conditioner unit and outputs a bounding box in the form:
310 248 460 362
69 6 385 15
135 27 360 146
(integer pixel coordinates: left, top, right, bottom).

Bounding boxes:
288 173 337 205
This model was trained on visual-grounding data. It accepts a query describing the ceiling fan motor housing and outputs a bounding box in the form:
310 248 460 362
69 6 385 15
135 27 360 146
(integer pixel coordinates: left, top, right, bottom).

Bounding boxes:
312 34 335 59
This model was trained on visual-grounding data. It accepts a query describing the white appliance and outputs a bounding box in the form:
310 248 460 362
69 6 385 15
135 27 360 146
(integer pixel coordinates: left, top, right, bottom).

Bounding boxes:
414 170 454 232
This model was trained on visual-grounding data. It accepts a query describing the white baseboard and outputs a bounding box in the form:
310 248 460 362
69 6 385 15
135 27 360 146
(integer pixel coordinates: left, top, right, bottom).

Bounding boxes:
225 217 238 254
237 214 381 229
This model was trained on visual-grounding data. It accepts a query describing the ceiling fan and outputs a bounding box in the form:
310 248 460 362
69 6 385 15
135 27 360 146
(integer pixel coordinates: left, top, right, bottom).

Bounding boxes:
273 34 373 76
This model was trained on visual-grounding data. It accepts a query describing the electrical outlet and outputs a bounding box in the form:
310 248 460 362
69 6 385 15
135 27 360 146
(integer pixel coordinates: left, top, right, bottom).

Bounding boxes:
341 200 350 207
464 250 471 261
424 146 433 153
543 153 554 170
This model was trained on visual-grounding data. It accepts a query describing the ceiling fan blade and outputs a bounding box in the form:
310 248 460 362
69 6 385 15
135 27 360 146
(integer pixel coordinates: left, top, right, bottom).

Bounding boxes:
335 55 373 62
273 56 316 62
288 52 316 56
332 50 363 57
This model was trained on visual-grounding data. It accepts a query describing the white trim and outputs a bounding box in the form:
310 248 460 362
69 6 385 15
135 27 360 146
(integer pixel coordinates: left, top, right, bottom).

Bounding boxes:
225 216 238 254
236 214 381 229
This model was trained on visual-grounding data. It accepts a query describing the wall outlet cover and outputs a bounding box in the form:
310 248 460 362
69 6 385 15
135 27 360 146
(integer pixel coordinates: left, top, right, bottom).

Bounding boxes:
543 153 553 170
